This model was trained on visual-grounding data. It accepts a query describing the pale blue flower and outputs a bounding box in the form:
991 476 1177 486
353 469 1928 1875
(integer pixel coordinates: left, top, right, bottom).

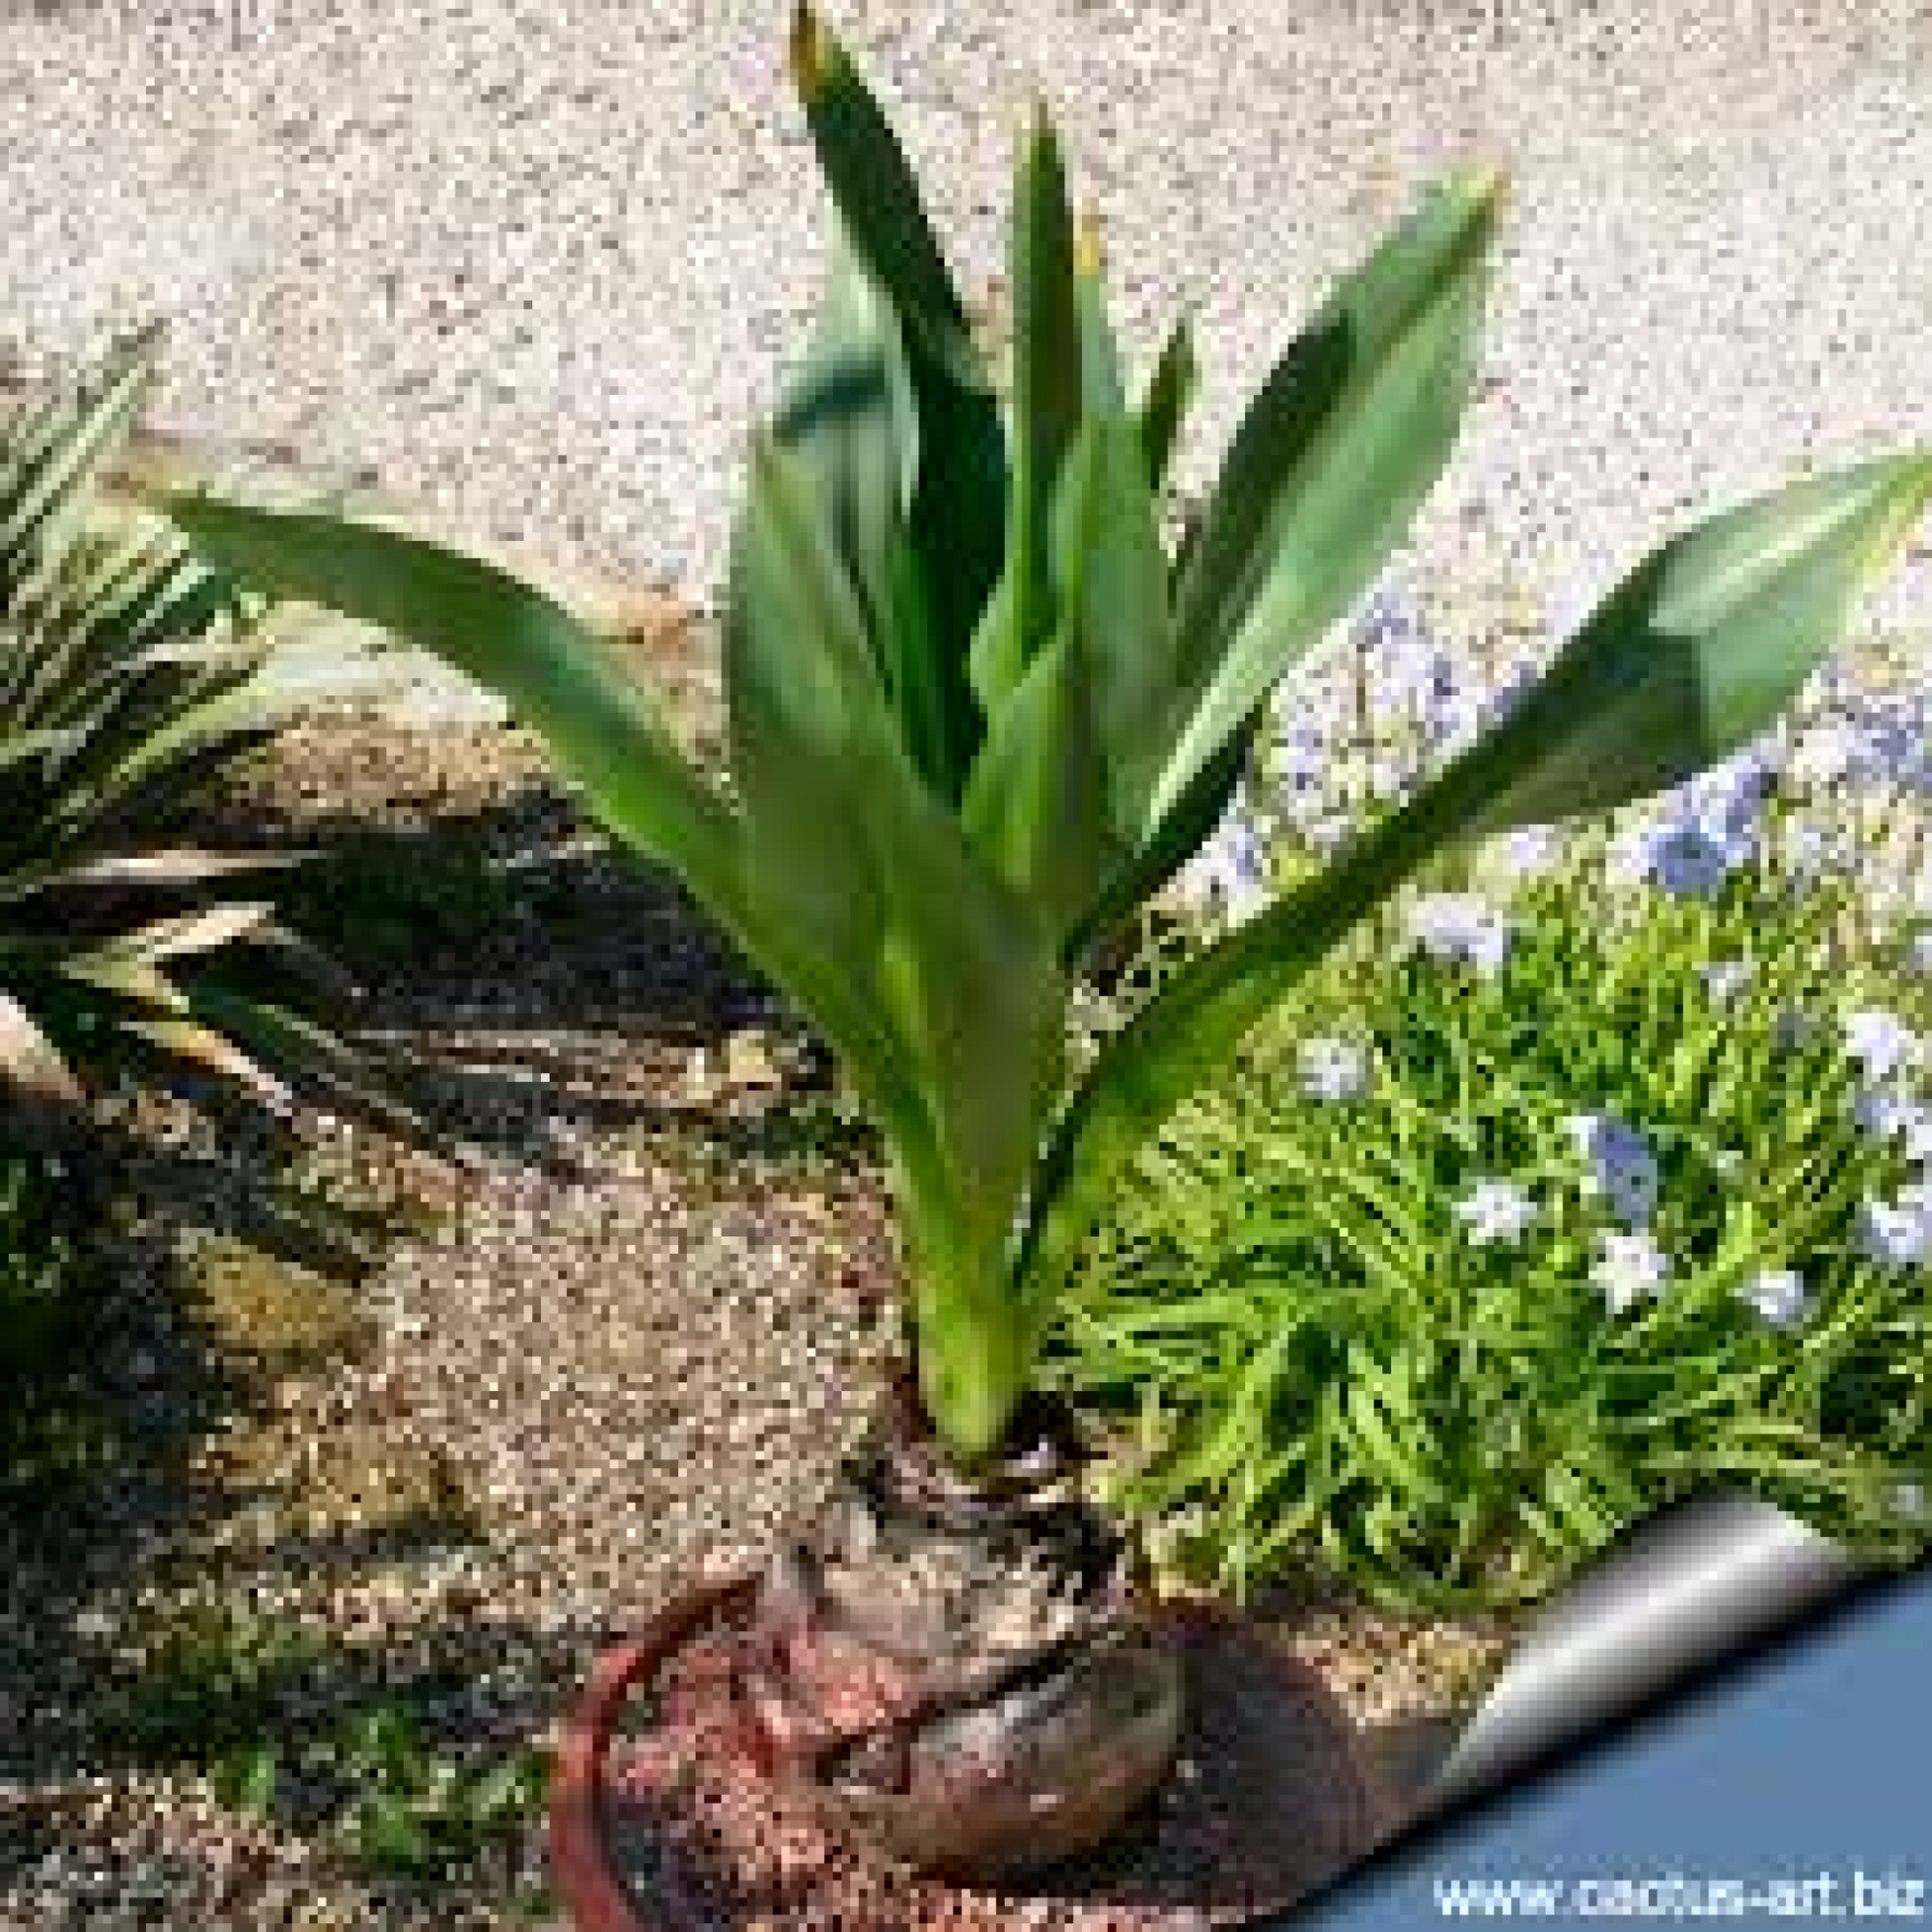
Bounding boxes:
1566 1112 1660 1227
1300 1035 1370 1103
1408 893 1512 977
1381 644 1458 720
1788 718 1871 790
1300 811 1354 855
1845 1008 1932 1151
1176 799 1269 922
1852 697 1928 786
1737 1268 1811 1329
1859 1189 1932 1269
1475 663 1538 731
1591 1231 1672 1314
1352 582 1435 669
1454 1178 1539 1245
1358 747 1422 805
1853 1089 1932 1155
1703 745 1781 833
1269 730 1330 798
1493 825 1565 888
1903 1113 1932 1166
1781 820 1857 891
1654 823 1743 899
1612 814 1748 900
1422 679 1518 765
1844 1008 1921 1085
1701 959 1754 1007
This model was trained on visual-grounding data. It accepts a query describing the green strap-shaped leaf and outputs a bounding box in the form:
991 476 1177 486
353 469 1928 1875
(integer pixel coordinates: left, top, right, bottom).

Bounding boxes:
91 901 274 965
1071 210 1195 496
0 988 83 1113
117 1016 293 1106
962 628 1112 947
162 492 937 1183
727 435 898 979
789 0 1005 796
772 233 959 791
1147 171 1500 831
904 366 1007 800
0 324 162 588
789 1 981 388
1074 213 1129 419
1069 710 1256 957
1018 451 1932 1327
11 847 311 900
773 231 917 660
732 436 1062 1205
964 410 1174 952
1443 457 1932 837
877 533 958 794
1137 314 1197 495
1056 416 1180 846
970 105 1080 711
163 498 742 901
733 434 1064 1451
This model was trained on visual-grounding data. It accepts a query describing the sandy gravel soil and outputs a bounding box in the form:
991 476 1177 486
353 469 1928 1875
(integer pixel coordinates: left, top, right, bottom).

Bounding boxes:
7 1 1932 639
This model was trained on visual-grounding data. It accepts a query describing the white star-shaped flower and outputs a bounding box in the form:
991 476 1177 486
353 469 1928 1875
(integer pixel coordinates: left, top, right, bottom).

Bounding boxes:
1860 1192 1932 1270
1453 1179 1539 1246
1736 1268 1810 1330
1701 959 1753 1007
1591 1231 1672 1314
1845 1009 1922 1086
1300 1035 1370 1104
1407 894 1513 978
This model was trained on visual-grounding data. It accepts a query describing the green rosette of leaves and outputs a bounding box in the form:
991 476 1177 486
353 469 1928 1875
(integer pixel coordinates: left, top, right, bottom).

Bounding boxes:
2 332 352 1128
163 4 1932 1461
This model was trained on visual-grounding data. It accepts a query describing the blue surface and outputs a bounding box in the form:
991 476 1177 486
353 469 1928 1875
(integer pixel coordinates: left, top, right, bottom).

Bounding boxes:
1292 1565 1932 1927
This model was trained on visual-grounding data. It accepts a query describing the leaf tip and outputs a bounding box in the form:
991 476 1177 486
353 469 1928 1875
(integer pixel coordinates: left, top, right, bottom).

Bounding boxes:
746 423 783 481
1459 164 1509 213
788 0 833 103
152 482 203 520
1075 198 1105 278
113 316 169 373
150 487 214 555
1867 452 1932 570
